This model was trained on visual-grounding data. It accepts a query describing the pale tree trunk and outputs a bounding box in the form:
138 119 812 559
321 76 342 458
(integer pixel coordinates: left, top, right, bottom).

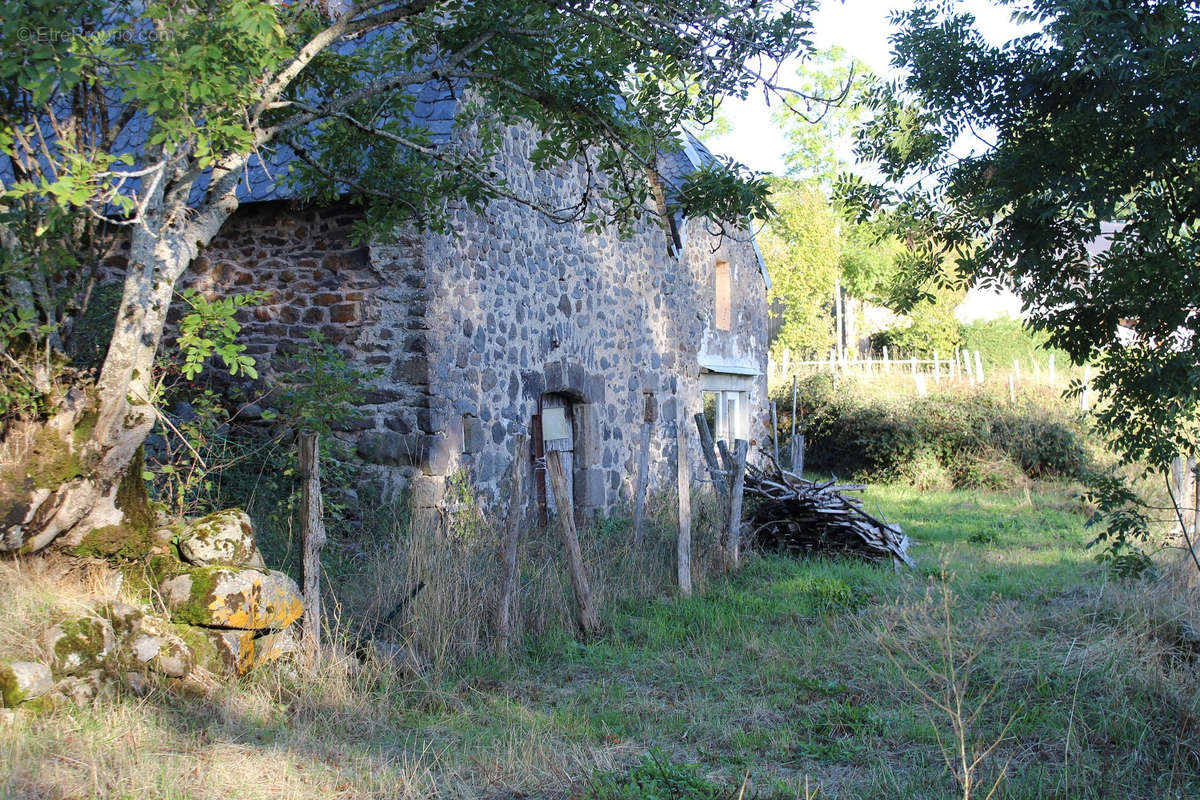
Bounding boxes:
2 170 241 554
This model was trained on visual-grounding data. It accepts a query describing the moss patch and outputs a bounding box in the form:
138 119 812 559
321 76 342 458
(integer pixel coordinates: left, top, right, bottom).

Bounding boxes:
120 551 186 605
170 623 219 673
115 446 154 534
0 663 25 707
168 567 224 627
74 524 154 561
51 617 111 675
29 425 81 490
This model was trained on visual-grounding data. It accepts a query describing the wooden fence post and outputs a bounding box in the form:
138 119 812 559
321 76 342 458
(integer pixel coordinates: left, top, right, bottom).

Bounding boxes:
546 450 601 637
494 434 527 654
693 412 728 502
769 401 781 467
790 376 799 470
298 430 326 667
1049 353 1057 384
632 395 655 546
974 351 985 384
726 439 748 570
677 420 693 597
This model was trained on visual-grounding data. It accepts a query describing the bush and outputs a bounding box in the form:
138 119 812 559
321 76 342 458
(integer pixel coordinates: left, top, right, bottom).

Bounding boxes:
775 375 1092 487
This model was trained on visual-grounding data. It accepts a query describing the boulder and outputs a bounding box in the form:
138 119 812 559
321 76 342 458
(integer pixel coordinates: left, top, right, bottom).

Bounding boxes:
41 616 114 676
177 509 265 569
128 632 193 678
206 627 301 675
92 599 143 639
0 661 53 706
158 567 302 630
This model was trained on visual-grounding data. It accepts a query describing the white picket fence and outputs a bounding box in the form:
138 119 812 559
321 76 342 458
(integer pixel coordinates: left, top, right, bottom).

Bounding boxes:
770 347 1092 410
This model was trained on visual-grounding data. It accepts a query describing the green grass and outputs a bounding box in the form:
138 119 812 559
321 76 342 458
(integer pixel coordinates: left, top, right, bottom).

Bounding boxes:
4 481 1199 799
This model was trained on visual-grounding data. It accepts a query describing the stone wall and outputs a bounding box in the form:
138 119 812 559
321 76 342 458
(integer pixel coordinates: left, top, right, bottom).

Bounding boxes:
371 123 770 516
152 129 768 521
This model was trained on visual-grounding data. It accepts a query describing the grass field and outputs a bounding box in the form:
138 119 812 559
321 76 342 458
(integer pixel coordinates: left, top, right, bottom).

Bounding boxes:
4 480 1200 799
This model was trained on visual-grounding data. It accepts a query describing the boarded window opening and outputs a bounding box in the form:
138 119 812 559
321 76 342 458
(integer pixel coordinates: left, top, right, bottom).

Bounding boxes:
714 260 731 330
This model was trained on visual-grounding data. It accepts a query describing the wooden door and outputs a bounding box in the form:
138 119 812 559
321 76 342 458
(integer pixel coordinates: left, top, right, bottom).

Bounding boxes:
540 394 574 518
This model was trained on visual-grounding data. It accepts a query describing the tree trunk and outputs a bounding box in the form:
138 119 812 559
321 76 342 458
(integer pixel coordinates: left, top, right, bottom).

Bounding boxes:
2 178 239 554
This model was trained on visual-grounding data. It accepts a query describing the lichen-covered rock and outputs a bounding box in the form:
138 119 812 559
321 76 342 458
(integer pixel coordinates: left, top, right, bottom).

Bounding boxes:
204 627 300 675
49 670 103 706
128 631 194 678
177 509 264 568
0 661 52 706
253 627 300 667
205 629 257 675
158 567 302 630
92 599 143 639
41 616 114 676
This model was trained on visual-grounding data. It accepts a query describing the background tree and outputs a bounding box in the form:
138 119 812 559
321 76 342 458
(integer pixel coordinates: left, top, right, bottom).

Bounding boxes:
845 0 1200 564
767 46 903 356
759 177 840 357
0 0 820 554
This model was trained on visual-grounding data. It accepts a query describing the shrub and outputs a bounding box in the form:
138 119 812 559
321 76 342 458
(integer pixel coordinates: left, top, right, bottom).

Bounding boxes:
776 375 1093 487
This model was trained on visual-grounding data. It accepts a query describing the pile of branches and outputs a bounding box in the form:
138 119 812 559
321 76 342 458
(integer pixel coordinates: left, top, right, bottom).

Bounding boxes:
744 460 914 567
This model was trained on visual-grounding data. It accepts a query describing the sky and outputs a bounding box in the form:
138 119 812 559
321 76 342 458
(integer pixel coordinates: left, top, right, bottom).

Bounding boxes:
706 0 1034 176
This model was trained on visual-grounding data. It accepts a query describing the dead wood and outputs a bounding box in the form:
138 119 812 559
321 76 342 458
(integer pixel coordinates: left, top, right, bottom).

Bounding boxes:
742 456 914 568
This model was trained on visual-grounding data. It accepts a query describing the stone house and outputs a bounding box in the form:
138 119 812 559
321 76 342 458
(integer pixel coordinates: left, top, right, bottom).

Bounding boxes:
116 96 772 522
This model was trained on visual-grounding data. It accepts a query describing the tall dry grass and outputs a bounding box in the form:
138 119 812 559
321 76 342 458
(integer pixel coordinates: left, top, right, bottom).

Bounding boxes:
328 485 729 673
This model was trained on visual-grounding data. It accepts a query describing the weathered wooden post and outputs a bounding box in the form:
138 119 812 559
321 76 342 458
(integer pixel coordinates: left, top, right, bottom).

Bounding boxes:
1013 358 1021 383
914 373 927 397
546 450 601 637
770 401 781 466
632 396 654 546
494 434 527 654
790 376 799 471
693 412 728 503
974 351 985 384
726 439 748 570
1008 374 1016 404
298 430 326 667
1049 353 1057 384
676 419 693 597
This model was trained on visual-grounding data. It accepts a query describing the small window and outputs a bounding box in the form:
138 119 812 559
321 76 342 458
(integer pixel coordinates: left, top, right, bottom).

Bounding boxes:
714 260 731 330
702 389 748 444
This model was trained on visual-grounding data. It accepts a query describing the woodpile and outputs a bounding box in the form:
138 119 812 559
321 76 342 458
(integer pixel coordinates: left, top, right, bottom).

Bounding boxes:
743 458 914 568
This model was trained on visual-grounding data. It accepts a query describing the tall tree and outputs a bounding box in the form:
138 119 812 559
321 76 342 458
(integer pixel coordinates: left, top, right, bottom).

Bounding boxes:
1 0 819 554
845 1 1200 560
759 177 840 357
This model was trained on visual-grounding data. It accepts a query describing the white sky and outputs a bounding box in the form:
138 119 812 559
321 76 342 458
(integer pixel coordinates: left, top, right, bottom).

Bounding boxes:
706 0 1033 175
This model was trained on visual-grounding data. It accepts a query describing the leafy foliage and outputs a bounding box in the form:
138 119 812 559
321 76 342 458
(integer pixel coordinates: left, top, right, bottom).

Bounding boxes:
844 1 1200 564
845 1 1200 470
759 178 840 357
175 289 268 380
584 750 729 800
273 331 379 436
959 317 1067 373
